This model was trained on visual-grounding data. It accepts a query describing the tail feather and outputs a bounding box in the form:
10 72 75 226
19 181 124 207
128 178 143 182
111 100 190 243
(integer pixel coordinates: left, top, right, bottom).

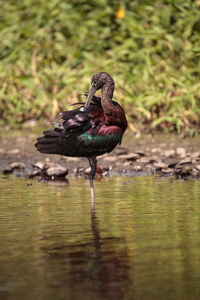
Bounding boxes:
35 129 63 154
43 128 61 137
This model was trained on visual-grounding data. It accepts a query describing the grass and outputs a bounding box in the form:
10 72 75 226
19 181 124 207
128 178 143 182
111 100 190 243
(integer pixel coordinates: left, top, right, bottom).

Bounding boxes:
0 0 200 134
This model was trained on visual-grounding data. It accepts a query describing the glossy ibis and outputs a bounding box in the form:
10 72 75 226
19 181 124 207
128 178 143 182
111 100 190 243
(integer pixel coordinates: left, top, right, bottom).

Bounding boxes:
35 72 127 204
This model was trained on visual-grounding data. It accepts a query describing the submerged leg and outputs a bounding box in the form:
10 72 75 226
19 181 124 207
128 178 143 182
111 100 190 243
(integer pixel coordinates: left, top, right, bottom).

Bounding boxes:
88 156 97 206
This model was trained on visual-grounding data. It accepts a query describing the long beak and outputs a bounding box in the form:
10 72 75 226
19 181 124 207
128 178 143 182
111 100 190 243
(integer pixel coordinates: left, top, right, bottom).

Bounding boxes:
84 84 97 108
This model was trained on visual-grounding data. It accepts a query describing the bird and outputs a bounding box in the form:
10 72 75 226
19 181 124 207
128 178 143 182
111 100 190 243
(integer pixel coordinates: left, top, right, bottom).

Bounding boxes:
35 72 127 205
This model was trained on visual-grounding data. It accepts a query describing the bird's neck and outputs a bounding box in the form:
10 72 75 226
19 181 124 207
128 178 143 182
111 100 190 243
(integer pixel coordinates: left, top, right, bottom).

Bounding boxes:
100 80 127 132
101 81 114 113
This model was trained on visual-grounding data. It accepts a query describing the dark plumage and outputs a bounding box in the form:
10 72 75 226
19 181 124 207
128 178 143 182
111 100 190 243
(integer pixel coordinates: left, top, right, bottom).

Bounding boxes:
35 72 127 203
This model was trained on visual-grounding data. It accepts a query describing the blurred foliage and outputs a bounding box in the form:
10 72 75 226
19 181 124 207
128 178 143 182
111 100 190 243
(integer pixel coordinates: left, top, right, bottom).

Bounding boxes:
0 0 200 134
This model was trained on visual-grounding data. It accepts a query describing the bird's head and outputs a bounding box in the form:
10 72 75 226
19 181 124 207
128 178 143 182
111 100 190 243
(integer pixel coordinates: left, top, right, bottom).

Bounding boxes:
85 72 114 108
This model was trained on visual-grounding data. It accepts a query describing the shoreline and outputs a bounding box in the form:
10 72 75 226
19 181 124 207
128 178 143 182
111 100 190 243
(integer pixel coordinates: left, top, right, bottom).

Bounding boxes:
1 131 200 180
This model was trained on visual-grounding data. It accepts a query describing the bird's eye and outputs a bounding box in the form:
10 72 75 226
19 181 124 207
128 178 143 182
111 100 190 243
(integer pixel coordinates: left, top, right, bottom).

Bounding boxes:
93 81 97 87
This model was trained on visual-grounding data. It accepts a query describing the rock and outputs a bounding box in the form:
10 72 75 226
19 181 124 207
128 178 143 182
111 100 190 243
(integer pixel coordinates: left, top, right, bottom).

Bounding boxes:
114 147 128 156
133 165 142 172
25 167 41 178
137 156 158 164
64 157 80 162
123 161 131 167
180 166 192 175
151 148 161 153
153 162 168 169
174 165 192 177
174 164 182 169
145 164 154 170
184 165 192 171
163 149 175 158
44 162 57 169
192 159 199 164
10 162 25 169
46 166 68 177
102 156 118 162
168 161 178 168
137 157 149 164
192 169 199 177
84 167 91 175
135 150 145 156
191 152 200 160
33 161 45 169
162 168 173 174
174 168 182 176
119 153 140 161
179 158 192 165
3 167 13 174
176 147 186 156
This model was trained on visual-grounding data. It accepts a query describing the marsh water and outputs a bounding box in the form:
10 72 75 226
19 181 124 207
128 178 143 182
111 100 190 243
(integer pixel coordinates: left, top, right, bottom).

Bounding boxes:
0 175 200 300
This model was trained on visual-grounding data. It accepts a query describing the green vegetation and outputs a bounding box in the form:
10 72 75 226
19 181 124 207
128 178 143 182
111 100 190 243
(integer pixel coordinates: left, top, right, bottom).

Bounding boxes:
0 0 200 134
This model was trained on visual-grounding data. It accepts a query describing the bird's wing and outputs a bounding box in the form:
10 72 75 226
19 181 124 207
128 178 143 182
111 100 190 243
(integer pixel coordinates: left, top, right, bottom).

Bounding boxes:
60 103 104 136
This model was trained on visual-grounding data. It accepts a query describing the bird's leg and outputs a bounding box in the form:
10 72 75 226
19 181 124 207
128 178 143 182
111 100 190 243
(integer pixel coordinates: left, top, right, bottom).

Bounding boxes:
88 156 97 207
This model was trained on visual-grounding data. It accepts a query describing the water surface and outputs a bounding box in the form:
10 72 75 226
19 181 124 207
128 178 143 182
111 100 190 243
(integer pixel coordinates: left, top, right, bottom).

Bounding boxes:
0 175 200 300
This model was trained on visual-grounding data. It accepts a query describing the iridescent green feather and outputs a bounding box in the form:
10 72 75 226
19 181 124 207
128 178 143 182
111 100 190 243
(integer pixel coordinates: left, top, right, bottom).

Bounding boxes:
79 132 122 154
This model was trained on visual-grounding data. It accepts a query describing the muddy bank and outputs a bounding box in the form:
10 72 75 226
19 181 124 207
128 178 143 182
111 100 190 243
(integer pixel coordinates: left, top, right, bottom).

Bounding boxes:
0 130 200 180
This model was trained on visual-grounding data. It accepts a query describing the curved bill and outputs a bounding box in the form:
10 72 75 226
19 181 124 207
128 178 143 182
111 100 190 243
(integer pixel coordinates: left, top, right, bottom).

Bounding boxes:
84 84 97 108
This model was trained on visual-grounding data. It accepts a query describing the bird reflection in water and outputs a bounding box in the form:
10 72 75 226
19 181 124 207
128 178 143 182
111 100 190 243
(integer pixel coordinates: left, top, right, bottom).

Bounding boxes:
40 207 132 299
89 207 132 299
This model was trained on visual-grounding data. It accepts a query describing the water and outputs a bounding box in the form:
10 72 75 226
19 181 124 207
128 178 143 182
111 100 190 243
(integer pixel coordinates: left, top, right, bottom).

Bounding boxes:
0 175 200 300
